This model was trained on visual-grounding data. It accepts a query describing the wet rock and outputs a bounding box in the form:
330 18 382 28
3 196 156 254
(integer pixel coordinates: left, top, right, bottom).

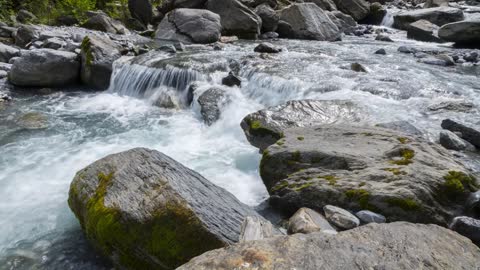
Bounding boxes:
425 0 449 7
306 0 338 11
262 125 477 225
259 31 279 39
438 21 480 47
69 148 262 269
467 191 480 218
240 216 279 242
42 37 66 50
0 70 7 79
276 20 294 38
241 100 365 150
0 43 20 63
178 222 480 270
16 10 37 24
254 4 279 33
440 131 471 151
376 121 422 137
288 207 337 234
393 7 464 30
198 87 228 125
327 11 357 34
0 91 11 102
16 112 49 130
14 25 39 48
153 91 181 109
155 9 222 44
375 34 393 42
355 210 386 224
9 49 79 87
450 216 480 245
80 35 121 90
351 62 367 72
207 0 261 39
442 119 480 148
333 0 370 21
0 62 12 72
464 52 479 62
428 100 474 113
254 42 281 53
128 0 153 27
158 44 177 53
375 48 386 55
279 3 341 41
323 205 359 230
398 45 418 54
407 20 443 43
0 25 15 38
420 54 455 66
222 72 241 87
82 11 129 35
362 2 386 25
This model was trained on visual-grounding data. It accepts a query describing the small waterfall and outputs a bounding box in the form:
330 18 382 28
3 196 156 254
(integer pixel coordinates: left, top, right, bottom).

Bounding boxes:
381 10 395 28
108 63 205 107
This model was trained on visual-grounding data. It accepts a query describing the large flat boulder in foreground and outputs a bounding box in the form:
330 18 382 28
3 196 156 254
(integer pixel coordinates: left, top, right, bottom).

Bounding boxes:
393 7 464 30
260 125 477 225
438 21 480 46
68 148 260 269
178 222 480 269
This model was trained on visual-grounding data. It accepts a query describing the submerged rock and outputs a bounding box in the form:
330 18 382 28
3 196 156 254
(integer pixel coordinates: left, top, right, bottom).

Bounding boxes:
351 62 367 72
155 9 222 44
442 119 480 148
375 48 386 55
261 125 477 225
9 49 79 87
241 100 365 150
16 112 49 130
438 21 480 47
288 207 337 234
450 216 480 245
279 3 341 41
254 42 281 53
178 222 480 269
197 87 229 125
68 148 261 269
393 7 464 30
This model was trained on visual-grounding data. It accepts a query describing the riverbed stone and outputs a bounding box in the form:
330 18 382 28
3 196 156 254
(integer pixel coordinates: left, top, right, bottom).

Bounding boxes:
442 119 480 148
80 35 121 90
261 125 477 225
155 9 221 44
438 21 480 46
68 148 261 269
306 0 337 11
14 25 39 48
440 130 471 151
327 11 357 34
178 222 480 269
323 205 359 230
254 4 279 33
288 207 337 234
450 216 480 245
240 216 279 242
241 100 365 150
279 3 341 41
207 0 261 39
0 43 20 63
222 72 241 87
254 42 281 53
82 11 129 35
9 49 79 87
393 7 464 30
407 20 443 43
197 87 229 125
355 210 386 224
333 0 370 21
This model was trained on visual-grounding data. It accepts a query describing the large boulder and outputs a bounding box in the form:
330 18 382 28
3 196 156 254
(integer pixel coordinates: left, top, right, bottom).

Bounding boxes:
438 21 480 46
260 125 477 225
327 11 357 34
197 87 229 125
407 20 444 43
333 0 370 21
425 0 449 8
178 222 480 269
82 11 129 35
206 0 261 39
68 148 261 269
128 0 153 27
442 119 480 148
9 49 79 87
155 9 221 44
279 3 341 41
158 0 208 14
14 25 39 48
254 4 279 33
305 0 337 11
0 43 20 63
240 100 365 150
393 7 464 30
80 35 121 90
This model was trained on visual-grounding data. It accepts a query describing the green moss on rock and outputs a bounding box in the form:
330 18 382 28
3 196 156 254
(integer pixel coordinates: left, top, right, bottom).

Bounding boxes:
382 168 407 176
345 189 371 209
389 149 415 166
247 119 283 140
443 171 478 197
386 197 420 211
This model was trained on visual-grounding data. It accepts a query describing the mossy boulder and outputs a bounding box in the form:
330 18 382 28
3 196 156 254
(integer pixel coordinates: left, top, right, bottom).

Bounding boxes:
68 148 261 269
260 125 477 225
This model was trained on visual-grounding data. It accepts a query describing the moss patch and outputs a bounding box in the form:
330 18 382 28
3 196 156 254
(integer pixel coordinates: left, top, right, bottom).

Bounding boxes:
389 149 415 166
319 175 339 186
443 171 478 197
397 137 410 144
386 197 420 211
345 189 371 209
247 119 283 140
297 136 304 141
382 168 407 176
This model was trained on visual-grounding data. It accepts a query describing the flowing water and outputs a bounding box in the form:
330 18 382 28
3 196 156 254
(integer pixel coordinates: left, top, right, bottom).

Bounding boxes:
0 31 479 269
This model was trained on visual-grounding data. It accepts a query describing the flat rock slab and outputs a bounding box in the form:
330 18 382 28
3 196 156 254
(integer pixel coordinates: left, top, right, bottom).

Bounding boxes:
178 222 480 270
260 125 477 225
393 7 464 30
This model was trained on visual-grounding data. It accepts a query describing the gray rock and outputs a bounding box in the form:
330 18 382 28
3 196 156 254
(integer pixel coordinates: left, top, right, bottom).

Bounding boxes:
438 21 480 46
442 119 480 148
393 7 464 30
158 0 208 14
428 100 474 113
450 216 480 245
333 0 370 21
155 8 222 44
9 49 79 87
363 2 386 25
68 148 261 269
207 0 261 39
80 35 121 90
305 0 337 11
0 70 7 79
254 42 281 53
255 4 279 33
407 20 444 43
178 222 480 270
420 54 455 66
355 210 386 224
16 10 37 24
128 0 153 27
0 25 16 38
375 48 387 54
425 0 449 8
42 37 66 50
158 44 177 53
376 121 423 136
198 87 229 125
440 130 470 151
14 25 39 48
327 11 357 34
0 43 20 63
288 207 337 234
261 125 477 225
323 205 359 230
259 31 279 39
279 3 341 41
241 100 365 150
82 11 129 35
0 62 11 72
375 34 394 42
398 46 418 53
276 20 295 38
467 191 480 217
222 72 241 87
351 62 367 72
240 216 279 242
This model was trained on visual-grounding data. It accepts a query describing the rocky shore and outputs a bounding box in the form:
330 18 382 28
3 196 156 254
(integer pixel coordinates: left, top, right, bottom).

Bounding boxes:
1 0 480 269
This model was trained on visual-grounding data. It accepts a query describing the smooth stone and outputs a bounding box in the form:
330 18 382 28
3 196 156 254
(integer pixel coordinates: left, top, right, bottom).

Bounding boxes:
239 216 279 242
375 48 386 55
323 205 360 230
222 72 241 87
254 42 281 53
288 207 337 234
440 130 470 151
450 216 480 245
197 87 229 125
442 119 480 148
355 210 386 224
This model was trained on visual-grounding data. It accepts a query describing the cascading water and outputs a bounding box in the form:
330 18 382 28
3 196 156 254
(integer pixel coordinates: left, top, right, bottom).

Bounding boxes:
1 34 479 269
381 9 396 28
